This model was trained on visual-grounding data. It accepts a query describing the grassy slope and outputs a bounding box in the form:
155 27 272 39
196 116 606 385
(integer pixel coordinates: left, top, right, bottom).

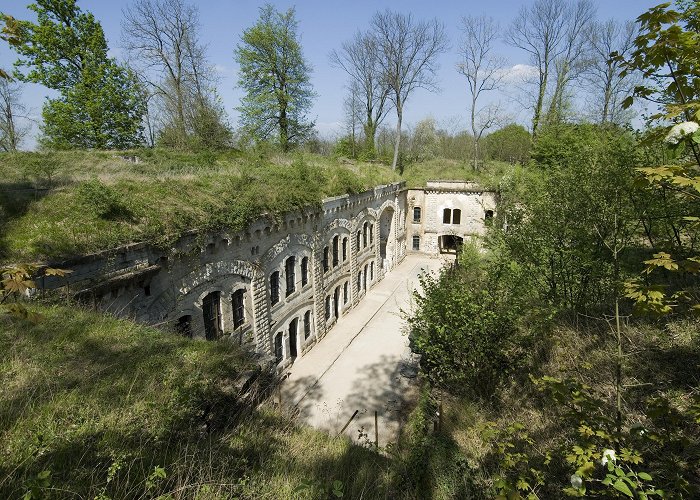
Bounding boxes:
0 304 410 499
0 150 509 263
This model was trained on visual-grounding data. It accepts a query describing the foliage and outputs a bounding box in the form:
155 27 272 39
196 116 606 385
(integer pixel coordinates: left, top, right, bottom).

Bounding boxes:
5 0 145 149
483 123 532 165
1 264 69 322
235 4 315 152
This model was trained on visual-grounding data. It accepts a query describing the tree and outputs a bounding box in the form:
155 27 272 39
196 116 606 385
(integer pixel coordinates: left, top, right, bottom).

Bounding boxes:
506 0 569 136
5 0 145 149
457 15 507 170
545 0 596 125
330 30 390 157
371 10 448 170
483 123 532 164
122 0 230 149
584 19 637 124
235 4 315 152
0 78 30 151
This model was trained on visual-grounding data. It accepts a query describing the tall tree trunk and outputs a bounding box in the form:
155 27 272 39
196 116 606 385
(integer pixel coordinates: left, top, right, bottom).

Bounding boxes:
364 117 377 156
533 58 549 137
280 105 289 152
392 105 402 171
470 91 478 171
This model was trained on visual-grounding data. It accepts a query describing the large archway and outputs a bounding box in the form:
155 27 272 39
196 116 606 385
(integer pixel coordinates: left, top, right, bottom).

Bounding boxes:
379 206 396 270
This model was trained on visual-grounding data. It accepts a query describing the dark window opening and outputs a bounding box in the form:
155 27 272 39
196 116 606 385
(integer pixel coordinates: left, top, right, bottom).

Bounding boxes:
301 256 309 286
369 224 374 244
413 207 421 223
357 271 362 293
342 237 348 261
343 281 348 304
304 310 311 339
270 271 280 305
274 332 283 364
356 231 361 251
203 291 222 340
452 209 461 224
443 208 452 224
232 289 245 329
325 296 331 320
323 247 329 273
289 319 298 358
144 284 151 296
370 261 374 280
333 235 339 267
412 235 420 251
439 235 464 254
285 256 296 296
363 264 367 290
485 210 494 220
176 315 192 338
334 287 340 318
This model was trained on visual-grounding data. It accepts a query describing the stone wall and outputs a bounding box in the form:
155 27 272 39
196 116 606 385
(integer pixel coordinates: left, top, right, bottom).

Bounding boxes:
42 182 407 369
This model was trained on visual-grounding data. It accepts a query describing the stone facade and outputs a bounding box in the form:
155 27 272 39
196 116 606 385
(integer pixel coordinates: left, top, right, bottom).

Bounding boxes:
41 180 494 368
406 181 497 256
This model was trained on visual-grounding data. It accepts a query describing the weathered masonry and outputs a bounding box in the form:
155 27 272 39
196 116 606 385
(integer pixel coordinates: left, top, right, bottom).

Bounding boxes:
43 180 495 368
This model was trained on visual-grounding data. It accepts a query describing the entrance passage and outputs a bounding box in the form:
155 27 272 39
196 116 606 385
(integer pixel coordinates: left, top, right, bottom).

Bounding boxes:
202 291 222 340
439 235 463 254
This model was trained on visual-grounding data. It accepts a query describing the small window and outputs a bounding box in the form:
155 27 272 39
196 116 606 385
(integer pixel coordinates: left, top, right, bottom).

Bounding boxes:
274 332 283 364
232 289 245 329
485 210 494 220
342 237 348 261
363 222 368 248
356 231 361 251
333 235 339 267
323 246 329 273
301 256 309 286
443 208 452 224
343 281 349 304
369 224 374 244
270 271 280 305
285 256 296 296
370 261 374 280
452 209 461 225
413 207 421 223
363 264 368 290
325 296 331 320
357 271 362 292
304 310 311 339
412 235 420 251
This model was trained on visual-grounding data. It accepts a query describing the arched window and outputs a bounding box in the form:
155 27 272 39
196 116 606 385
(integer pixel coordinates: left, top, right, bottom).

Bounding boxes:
325 296 331 320
285 256 296 296
270 271 280 305
274 332 283 364
342 237 348 261
370 261 374 280
232 289 245 329
452 209 461 224
202 291 222 340
323 246 329 273
304 310 311 339
343 281 349 304
332 235 339 267
301 256 309 286
443 208 452 224
369 224 374 244
357 271 362 292
356 231 361 251
363 264 368 290
413 207 421 223
363 222 368 248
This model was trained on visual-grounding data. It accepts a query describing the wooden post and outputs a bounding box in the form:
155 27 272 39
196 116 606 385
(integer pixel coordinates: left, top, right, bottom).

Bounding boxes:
337 410 359 437
374 410 379 449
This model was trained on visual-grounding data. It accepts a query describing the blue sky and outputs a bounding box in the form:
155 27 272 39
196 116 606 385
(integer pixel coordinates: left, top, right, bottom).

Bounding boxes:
0 0 660 149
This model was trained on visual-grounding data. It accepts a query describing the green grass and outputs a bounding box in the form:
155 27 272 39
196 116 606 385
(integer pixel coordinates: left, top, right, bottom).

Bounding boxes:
0 149 512 263
0 304 419 499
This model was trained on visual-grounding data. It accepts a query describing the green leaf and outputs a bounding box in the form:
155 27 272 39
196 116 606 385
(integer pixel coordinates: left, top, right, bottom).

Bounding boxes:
613 479 634 497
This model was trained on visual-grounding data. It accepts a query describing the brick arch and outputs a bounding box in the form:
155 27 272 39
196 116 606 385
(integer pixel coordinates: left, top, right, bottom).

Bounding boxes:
259 233 314 269
146 259 259 321
351 208 378 232
322 218 353 236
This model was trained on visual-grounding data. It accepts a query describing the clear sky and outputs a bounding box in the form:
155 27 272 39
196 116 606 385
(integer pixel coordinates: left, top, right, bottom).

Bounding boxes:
0 0 661 149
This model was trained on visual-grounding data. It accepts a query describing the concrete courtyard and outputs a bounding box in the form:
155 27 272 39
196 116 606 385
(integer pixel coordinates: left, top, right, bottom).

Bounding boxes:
280 254 442 445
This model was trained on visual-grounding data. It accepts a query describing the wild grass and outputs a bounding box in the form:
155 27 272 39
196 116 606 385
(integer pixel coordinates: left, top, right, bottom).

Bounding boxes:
0 149 511 263
0 304 414 499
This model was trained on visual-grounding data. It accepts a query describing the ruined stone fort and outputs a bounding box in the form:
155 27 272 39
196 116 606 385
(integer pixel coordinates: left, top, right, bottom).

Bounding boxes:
45 181 496 367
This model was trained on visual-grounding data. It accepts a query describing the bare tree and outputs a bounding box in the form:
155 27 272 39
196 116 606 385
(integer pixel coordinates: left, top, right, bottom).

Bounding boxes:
585 19 637 124
546 0 596 125
331 30 391 155
506 0 569 136
371 10 448 170
457 15 507 170
0 78 30 151
122 0 227 148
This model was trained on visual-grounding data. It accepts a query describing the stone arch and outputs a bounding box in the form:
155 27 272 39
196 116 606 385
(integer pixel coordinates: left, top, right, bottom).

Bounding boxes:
378 201 398 271
259 233 314 269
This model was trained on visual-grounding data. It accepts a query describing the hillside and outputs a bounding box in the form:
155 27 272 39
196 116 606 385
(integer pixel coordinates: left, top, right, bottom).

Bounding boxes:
0 150 509 263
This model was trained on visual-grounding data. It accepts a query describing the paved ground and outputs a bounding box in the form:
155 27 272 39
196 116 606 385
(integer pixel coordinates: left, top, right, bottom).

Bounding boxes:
280 254 442 446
